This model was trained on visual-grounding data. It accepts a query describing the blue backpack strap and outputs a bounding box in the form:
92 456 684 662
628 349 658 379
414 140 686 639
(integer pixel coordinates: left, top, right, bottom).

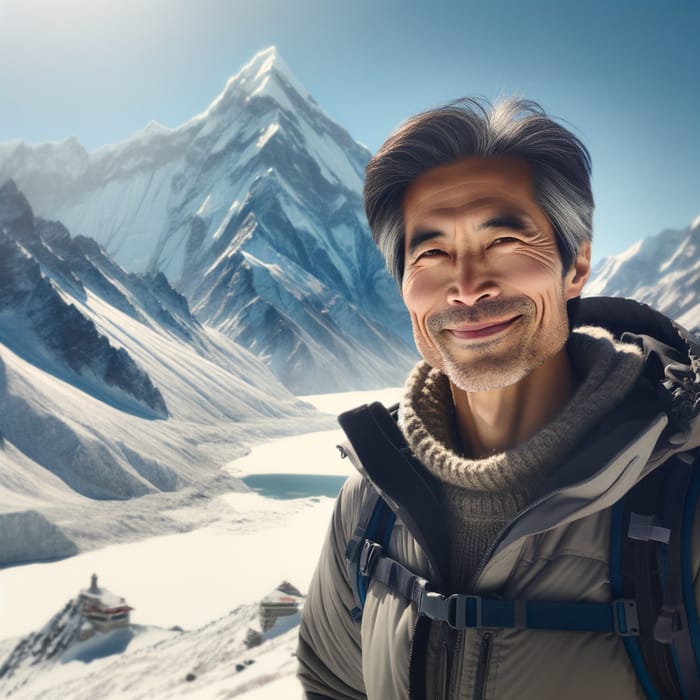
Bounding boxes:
678 452 700 695
339 399 450 626
611 451 700 700
611 467 668 699
358 538 639 634
344 488 396 623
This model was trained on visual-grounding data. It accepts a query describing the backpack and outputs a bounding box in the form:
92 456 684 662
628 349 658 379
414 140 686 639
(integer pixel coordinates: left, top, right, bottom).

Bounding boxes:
340 402 700 700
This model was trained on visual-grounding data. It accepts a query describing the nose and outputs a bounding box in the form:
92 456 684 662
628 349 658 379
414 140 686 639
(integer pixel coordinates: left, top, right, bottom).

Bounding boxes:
447 254 500 307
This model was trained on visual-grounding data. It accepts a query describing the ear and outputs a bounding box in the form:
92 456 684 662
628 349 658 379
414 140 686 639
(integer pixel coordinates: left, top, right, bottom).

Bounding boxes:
564 241 591 300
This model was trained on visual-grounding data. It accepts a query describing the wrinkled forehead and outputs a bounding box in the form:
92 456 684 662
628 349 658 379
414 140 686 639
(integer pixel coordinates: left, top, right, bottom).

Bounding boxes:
403 157 534 214
402 156 537 230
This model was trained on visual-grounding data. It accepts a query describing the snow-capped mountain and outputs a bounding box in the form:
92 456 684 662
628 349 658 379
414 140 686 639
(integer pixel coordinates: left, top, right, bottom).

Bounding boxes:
0 48 416 393
586 217 700 334
0 181 330 567
0 181 167 418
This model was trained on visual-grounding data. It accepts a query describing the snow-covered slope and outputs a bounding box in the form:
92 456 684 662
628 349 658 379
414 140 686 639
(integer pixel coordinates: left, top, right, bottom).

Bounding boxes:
0 181 331 566
586 217 700 333
0 47 416 393
0 600 303 699
0 455 351 699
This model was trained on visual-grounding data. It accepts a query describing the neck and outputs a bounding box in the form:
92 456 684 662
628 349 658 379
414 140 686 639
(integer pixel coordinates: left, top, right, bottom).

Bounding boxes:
450 347 576 458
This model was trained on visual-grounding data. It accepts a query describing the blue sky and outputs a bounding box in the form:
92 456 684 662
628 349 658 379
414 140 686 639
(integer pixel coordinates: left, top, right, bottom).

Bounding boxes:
0 0 697 263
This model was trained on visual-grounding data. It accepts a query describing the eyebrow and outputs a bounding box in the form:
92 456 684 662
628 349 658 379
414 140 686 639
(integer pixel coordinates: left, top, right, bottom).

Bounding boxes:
479 214 528 230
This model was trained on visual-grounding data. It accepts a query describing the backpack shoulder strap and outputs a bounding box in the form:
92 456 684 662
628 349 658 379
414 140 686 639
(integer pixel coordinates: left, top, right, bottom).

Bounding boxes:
338 401 450 587
676 452 700 696
611 450 700 700
344 487 396 622
340 402 402 623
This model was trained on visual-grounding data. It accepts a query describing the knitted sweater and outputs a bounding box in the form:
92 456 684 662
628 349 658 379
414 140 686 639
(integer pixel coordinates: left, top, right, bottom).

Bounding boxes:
400 326 644 589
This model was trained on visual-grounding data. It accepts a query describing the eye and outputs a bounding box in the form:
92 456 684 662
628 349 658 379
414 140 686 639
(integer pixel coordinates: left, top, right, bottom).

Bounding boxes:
489 236 520 248
415 248 447 260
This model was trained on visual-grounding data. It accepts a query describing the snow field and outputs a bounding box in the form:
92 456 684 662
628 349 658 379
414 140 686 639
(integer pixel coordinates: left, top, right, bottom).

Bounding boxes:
0 387 402 697
0 489 335 640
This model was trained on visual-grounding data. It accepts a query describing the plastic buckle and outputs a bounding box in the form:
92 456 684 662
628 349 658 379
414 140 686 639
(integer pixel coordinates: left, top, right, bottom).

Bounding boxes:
613 599 640 637
358 540 382 577
417 591 483 629
654 607 679 644
416 589 450 622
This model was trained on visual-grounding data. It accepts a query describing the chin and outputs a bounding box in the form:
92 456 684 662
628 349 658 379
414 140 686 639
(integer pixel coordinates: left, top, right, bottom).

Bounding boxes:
439 343 546 392
445 365 529 393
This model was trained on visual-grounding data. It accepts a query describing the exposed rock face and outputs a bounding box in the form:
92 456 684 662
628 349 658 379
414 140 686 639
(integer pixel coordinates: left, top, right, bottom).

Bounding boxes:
0 48 417 393
0 180 168 416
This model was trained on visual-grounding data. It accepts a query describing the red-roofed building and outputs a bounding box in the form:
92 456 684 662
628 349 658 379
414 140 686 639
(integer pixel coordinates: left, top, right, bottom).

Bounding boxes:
78 574 133 640
259 581 305 631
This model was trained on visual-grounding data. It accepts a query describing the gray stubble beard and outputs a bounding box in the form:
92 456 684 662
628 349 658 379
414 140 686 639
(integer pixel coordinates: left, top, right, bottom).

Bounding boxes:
425 296 567 393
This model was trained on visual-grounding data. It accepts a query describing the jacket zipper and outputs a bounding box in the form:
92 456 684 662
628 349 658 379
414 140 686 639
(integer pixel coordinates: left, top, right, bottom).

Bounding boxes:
467 480 587 591
472 632 493 700
446 629 464 698
466 424 665 590
435 624 459 699
435 639 449 699
431 624 463 699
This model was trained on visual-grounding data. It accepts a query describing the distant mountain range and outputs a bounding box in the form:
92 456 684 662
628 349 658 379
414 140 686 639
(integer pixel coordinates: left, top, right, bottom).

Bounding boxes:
0 46 696 700
587 217 699 334
0 47 416 393
4 47 694 392
0 180 329 566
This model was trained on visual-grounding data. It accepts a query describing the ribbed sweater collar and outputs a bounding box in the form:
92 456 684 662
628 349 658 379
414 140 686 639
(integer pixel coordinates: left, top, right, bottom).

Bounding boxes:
400 326 645 501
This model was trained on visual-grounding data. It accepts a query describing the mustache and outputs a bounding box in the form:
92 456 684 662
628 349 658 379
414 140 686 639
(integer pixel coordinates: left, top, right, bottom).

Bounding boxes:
426 298 533 332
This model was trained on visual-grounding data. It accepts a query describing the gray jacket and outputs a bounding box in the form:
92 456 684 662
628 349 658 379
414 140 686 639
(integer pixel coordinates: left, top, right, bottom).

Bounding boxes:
298 298 700 699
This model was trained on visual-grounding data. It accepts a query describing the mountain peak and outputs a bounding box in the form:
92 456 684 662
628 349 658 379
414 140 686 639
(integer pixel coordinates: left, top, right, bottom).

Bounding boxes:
241 46 281 77
242 46 308 98
202 46 310 119
586 218 699 333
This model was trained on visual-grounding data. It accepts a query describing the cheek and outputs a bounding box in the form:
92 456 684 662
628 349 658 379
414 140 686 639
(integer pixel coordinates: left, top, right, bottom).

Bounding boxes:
505 256 567 322
505 248 562 282
402 276 444 361
507 253 563 294
401 270 438 320
402 287 431 342
532 280 570 333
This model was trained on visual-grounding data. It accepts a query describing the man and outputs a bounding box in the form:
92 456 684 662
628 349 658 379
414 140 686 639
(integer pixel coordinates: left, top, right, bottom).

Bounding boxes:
297 98 700 699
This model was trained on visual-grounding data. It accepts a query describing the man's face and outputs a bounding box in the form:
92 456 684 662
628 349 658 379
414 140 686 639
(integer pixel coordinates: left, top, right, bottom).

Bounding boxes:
401 156 590 393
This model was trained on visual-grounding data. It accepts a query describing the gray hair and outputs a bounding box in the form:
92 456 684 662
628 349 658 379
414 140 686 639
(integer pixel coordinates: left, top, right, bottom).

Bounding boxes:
364 97 594 283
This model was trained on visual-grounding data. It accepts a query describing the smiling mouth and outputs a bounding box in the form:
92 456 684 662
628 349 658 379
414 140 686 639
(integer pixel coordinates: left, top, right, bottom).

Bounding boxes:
447 316 520 341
